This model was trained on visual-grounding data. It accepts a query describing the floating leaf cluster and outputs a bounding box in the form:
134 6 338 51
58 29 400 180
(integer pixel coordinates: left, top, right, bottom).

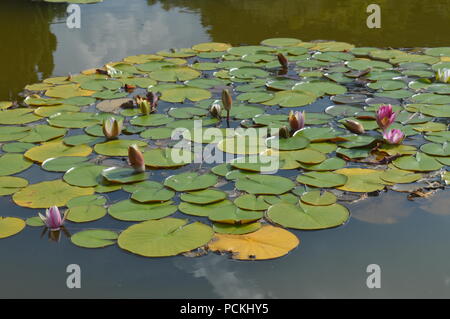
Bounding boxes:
0 39 449 260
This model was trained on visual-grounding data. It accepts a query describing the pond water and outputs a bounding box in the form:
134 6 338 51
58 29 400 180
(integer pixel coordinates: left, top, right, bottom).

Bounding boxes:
1 0 450 298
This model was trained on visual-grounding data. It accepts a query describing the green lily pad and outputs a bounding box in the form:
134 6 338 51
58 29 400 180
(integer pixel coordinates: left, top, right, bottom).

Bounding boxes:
2 142 35 153
0 176 29 196
109 200 177 221
300 191 337 206
266 135 310 150
13 180 94 208
267 202 349 230
94 140 147 156
180 189 227 205
296 171 347 188
67 205 107 223
0 217 26 239
19 125 67 143
392 152 443 172
101 167 149 184
335 168 387 192
131 184 175 203
0 153 33 176
209 207 263 224
233 194 270 211
41 156 89 172
213 222 262 235
0 126 30 142
129 114 174 127
25 141 92 163
0 109 40 125
118 218 214 257
262 90 316 107
67 194 107 208
150 66 200 82
160 87 212 103
235 174 295 195
71 230 118 248
63 165 106 187
179 199 235 217
164 172 218 192
48 112 100 128
380 169 422 184
420 143 450 156
143 148 193 168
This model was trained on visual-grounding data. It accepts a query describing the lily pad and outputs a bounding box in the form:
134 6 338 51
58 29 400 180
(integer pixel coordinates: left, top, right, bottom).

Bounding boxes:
118 218 214 257
25 141 92 163
235 174 295 195
0 217 26 239
267 202 349 230
0 177 29 196
164 172 218 192
296 171 347 188
109 200 177 221
94 140 147 156
180 189 227 205
71 229 118 249
13 180 94 208
101 167 149 184
0 154 33 176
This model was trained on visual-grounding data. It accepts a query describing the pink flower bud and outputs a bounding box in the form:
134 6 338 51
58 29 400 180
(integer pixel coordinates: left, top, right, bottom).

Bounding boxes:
383 128 404 144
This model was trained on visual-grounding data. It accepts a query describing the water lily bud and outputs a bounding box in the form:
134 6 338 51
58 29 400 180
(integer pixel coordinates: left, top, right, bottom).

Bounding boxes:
128 144 145 172
38 206 67 230
210 103 222 119
136 96 151 115
436 68 450 83
278 126 290 139
289 110 305 133
376 104 397 131
102 117 122 139
344 119 365 134
383 128 405 145
147 92 159 111
221 89 232 112
277 53 288 69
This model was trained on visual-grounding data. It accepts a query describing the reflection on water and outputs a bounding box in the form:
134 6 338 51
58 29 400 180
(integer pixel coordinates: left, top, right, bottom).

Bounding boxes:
2 0 450 101
0 0 64 100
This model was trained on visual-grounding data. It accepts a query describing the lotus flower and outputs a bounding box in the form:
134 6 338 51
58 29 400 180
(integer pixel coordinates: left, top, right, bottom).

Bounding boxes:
344 119 365 134
288 111 305 133
128 144 145 172
102 117 122 140
210 103 222 119
383 128 404 144
39 206 67 230
277 53 288 69
376 104 397 131
436 68 450 83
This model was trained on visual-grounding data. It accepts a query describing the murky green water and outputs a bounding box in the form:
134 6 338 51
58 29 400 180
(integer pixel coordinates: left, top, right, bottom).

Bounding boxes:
1 0 450 298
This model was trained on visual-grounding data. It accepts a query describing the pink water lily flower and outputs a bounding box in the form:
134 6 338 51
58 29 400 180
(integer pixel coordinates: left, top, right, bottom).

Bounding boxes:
383 128 405 144
39 206 67 230
376 104 397 131
288 110 305 133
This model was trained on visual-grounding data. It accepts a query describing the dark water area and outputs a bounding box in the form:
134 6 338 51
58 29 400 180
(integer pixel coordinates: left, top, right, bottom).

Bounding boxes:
0 0 449 298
